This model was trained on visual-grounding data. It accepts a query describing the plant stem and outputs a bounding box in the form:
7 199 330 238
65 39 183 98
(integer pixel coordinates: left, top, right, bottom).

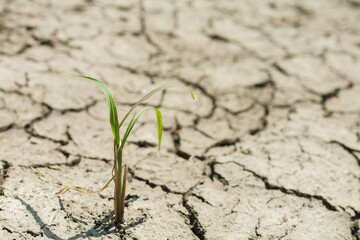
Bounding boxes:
114 146 126 223
113 144 121 223
118 149 124 221
120 164 127 221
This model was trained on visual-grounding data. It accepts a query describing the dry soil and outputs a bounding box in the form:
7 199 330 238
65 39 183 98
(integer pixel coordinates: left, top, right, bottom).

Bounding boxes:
0 0 360 239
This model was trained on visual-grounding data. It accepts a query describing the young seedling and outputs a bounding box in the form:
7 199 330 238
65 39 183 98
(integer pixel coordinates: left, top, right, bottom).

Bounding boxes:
56 75 194 223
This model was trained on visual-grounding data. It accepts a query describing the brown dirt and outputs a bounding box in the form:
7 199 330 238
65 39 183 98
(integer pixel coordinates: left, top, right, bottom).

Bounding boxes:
0 0 360 239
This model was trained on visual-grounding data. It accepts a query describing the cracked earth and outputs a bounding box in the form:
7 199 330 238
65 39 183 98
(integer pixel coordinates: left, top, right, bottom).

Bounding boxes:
0 0 360 239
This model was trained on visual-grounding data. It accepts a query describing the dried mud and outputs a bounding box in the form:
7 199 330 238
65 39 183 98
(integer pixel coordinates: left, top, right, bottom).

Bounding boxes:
0 0 360 239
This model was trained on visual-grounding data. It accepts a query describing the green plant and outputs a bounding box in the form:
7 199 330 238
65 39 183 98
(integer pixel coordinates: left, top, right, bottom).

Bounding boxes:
56 75 194 223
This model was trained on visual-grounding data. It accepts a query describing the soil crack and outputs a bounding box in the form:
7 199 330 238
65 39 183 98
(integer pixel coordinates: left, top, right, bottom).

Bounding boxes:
214 161 339 212
182 183 207 240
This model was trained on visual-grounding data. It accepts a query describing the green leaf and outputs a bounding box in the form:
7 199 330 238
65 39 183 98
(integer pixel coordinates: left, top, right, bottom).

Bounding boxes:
74 75 120 146
154 108 162 151
119 107 163 151
119 84 194 129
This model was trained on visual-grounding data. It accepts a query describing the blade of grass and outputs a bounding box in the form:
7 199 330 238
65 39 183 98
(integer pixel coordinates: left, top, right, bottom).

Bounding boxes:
56 176 114 195
119 84 194 129
154 108 162 151
72 74 120 146
119 107 162 151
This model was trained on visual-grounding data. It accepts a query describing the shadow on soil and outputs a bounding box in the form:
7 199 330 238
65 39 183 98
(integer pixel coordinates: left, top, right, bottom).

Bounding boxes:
16 196 145 239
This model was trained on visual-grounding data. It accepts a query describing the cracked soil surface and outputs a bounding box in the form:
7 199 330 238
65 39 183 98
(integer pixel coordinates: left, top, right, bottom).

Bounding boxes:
1 0 360 239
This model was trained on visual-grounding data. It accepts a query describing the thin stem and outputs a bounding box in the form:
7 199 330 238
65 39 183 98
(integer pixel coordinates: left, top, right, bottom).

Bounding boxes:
118 149 123 196
114 148 125 223
118 150 124 221
55 176 114 195
114 143 121 223
120 164 127 221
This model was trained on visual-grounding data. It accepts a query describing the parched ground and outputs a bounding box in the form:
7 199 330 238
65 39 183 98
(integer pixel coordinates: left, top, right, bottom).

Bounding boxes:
0 0 359 239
